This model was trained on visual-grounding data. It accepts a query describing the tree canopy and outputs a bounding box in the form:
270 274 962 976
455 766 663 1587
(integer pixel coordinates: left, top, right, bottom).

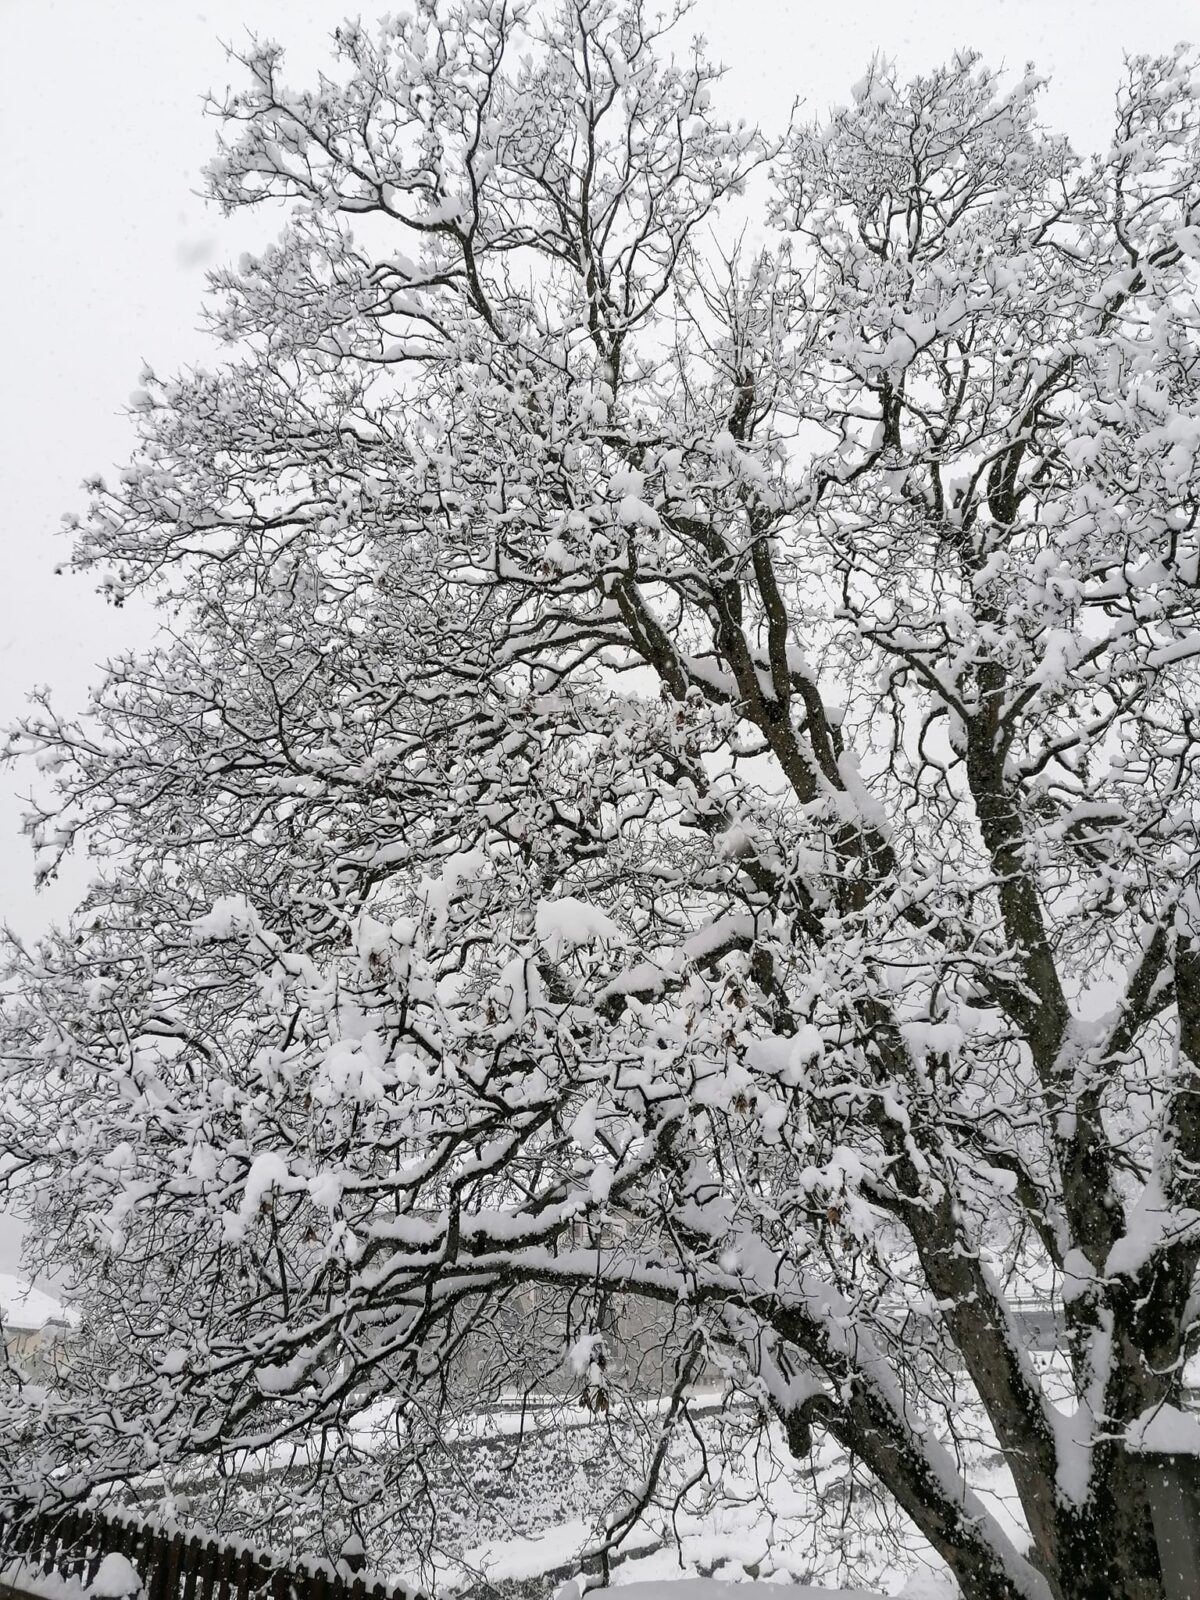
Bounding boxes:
4 6 1200 1598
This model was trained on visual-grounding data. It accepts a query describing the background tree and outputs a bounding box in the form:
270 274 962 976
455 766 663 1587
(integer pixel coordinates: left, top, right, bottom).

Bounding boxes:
4 5 1200 1598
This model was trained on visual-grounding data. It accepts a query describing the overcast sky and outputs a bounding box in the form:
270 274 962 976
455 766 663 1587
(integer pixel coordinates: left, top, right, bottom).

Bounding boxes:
0 0 1195 1277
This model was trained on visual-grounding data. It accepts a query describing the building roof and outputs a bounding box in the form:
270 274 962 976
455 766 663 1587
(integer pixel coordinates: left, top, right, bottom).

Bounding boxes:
1128 1403 1200 1457
0 1272 80 1333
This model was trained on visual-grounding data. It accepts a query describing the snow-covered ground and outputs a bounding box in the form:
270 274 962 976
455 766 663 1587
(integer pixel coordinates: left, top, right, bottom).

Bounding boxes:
152 1399 976 1599
0 1554 140 1600
7 1398 979 1600
591 1582 954 1600
0 1563 956 1600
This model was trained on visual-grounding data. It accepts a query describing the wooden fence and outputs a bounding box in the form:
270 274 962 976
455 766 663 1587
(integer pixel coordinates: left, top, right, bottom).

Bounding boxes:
0 1500 423 1600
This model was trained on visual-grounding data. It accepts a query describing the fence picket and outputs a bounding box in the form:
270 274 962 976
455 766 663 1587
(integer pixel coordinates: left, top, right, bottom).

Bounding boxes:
199 1538 222 1600
160 1529 186 1600
144 1527 165 1600
178 1533 202 1600
0 1498 420 1600
59 1511 81 1578
232 1547 252 1600
83 1523 104 1586
124 1519 145 1582
215 1543 237 1600
38 1515 57 1576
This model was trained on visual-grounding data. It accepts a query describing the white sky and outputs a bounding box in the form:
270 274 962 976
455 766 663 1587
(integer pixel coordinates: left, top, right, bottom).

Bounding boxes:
0 0 1194 1275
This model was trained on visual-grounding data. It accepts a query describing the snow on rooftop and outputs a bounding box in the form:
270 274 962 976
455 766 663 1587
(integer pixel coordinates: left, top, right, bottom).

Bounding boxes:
0 1272 79 1333
1127 1403 1200 1457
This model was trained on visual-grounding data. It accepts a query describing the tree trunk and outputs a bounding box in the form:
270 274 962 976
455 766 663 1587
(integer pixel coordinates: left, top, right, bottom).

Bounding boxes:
1055 1465 1163 1600
786 1399 1168 1600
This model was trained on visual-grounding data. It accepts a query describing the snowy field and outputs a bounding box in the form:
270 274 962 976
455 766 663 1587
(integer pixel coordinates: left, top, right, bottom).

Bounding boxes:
1 1563 954 1600
145 1397 988 1600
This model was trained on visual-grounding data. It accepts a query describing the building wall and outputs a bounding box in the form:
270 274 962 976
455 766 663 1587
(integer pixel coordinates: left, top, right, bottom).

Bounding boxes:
1 1321 74 1376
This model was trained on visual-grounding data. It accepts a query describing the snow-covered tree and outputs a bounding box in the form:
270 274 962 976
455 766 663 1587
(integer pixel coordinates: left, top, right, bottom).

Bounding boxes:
4 6 1200 1596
